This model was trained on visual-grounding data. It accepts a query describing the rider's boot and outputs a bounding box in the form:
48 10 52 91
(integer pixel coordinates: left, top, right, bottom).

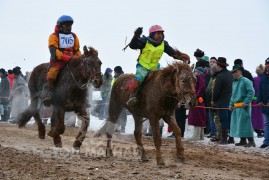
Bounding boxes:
126 79 140 108
42 79 55 107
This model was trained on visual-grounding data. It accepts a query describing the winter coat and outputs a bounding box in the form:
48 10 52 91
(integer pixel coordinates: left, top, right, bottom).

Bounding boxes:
229 76 254 138
0 75 10 104
188 75 206 127
100 74 112 98
7 74 14 91
251 76 264 130
205 77 214 106
257 72 269 114
213 68 233 106
10 75 29 119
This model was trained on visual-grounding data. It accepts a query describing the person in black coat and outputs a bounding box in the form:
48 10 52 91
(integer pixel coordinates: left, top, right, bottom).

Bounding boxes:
213 57 233 144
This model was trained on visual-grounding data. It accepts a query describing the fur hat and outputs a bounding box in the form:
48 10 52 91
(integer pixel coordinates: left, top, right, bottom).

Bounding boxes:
217 57 229 67
194 49 205 57
256 64 265 75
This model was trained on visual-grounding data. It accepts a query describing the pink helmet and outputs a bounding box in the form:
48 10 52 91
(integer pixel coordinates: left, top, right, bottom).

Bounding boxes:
149 25 164 34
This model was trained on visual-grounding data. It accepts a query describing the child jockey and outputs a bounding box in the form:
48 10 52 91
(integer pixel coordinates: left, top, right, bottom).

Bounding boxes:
42 15 84 106
126 25 190 107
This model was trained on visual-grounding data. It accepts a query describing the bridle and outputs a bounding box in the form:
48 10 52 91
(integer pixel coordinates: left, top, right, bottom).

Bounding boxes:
67 55 102 89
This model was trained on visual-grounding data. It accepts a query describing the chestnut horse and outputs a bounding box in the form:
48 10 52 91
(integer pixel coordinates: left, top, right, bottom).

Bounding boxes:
95 62 196 166
17 46 103 149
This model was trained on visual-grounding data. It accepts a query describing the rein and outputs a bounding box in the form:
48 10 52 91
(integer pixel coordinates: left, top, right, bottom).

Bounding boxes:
67 63 90 89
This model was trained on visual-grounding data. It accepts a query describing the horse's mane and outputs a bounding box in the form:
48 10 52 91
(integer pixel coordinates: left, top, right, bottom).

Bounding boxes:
154 61 190 80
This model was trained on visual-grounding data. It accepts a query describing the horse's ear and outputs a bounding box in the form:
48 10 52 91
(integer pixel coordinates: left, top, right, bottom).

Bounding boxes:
171 67 178 83
83 45 89 55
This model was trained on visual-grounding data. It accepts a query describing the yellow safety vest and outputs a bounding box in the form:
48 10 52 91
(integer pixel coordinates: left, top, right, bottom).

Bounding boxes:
138 40 164 70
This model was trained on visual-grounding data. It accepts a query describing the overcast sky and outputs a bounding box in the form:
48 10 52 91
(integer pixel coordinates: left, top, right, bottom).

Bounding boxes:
0 0 268 75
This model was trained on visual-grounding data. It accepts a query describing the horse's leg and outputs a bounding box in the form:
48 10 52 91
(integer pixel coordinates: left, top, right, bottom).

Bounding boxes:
149 118 165 166
73 106 89 150
133 114 149 162
105 100 123 157
33 113 46 139
163 115 185 163
47 106 63 147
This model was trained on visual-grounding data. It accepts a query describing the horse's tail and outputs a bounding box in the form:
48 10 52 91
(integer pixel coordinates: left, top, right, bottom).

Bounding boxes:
17 97 40 127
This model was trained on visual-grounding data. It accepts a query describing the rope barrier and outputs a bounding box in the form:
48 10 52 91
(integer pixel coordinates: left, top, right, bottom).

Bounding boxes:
195 104 269 110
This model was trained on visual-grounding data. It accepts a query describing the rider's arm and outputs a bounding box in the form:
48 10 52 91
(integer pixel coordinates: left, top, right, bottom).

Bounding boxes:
164 41 177 58
129 36 146 50
48 34 71 62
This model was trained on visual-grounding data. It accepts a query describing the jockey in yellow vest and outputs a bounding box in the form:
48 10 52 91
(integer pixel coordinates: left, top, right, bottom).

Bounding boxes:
126 25 190 107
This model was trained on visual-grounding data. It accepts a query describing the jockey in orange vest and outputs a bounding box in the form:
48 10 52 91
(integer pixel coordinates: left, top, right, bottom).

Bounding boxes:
42 15 83 106
126 25 190 108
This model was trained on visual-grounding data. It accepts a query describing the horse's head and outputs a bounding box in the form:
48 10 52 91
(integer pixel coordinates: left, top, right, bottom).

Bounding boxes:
81 46 103 88
172 62 197 109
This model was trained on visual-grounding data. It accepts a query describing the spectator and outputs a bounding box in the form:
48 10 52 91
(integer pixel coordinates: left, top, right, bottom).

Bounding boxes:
229 64 255 147
194 49 209 68
113 66 127 133
187 67 206 141
0 68 10 121
99 68 113 120
209 57 217 67
234 59 254 84
257 58 269 149
206 64 218 139
213 57 233 144
7 70 14 91
6 69 14 120
252 64 264 137
8 67 29 124
168 105 187 138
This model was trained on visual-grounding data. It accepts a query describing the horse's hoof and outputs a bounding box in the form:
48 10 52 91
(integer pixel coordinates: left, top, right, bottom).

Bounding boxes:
176 157 185 163
54 143 62 148
39 135 45 139
73 140 82 150
53 136 62 147
38 126 46 139
18 124 25 128
157 159 165 166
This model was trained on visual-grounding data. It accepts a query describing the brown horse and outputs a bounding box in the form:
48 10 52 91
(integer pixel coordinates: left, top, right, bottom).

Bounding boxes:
95 62 196 166
17 46 103 149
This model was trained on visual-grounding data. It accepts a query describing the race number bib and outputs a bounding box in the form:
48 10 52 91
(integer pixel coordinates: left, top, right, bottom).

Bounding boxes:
59 33 74 48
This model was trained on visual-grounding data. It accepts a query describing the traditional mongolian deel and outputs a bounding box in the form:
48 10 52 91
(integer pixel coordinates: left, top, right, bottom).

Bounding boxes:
229 76 255 138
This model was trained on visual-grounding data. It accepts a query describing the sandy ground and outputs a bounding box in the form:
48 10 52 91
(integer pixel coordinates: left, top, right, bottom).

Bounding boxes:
0 123 269 180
